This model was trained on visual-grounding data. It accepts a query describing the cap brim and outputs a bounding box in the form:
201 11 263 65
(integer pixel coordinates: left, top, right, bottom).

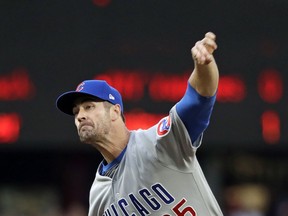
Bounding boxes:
56 91 97 115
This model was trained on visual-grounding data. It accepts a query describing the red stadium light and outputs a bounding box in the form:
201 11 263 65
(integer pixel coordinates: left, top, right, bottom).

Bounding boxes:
217 75 246 102
125 111 165 130
94 70 147 101
0 113 21 143
258 68 283 103
92 0 111 7
0 68 35 101
95 70 189 102
261 110 280 144
148 73 189 102
94 70 247 103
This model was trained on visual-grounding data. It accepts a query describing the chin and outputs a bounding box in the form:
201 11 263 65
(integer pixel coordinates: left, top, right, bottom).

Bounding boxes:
80 136 92 144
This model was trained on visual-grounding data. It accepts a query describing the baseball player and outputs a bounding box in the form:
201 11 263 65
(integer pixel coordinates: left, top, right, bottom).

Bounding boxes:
56 32 223 215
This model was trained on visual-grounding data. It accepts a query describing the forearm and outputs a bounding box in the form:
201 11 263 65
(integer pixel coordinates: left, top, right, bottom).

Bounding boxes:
189 56 219 97
188 32 219 97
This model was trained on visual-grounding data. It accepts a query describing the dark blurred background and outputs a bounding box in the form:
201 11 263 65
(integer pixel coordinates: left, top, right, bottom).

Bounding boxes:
0 0 287 215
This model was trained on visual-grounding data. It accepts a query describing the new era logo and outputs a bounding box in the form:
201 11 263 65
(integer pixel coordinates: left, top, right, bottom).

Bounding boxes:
109 94 115 100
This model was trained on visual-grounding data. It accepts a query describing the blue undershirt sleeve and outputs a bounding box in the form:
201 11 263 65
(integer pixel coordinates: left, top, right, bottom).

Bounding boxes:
176 82 216 144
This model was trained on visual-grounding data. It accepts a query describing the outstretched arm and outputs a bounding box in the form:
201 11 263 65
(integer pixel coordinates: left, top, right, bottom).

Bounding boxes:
189 32 219 97
176 32 219 143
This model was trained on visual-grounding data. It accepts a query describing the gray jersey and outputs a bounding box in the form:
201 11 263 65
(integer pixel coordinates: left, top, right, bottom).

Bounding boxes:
88 106 223 216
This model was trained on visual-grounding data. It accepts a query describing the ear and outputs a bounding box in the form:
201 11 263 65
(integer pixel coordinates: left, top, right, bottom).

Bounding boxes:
110 104 121 121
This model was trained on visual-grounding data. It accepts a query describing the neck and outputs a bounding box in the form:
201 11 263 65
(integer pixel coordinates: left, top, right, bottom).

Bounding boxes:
95 127 131 164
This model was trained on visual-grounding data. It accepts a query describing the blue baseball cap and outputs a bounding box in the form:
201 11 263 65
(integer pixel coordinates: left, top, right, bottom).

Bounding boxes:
56 80 123 115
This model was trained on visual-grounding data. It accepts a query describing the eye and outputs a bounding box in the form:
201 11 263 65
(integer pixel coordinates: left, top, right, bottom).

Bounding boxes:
84 103 95 111
72 107 79 116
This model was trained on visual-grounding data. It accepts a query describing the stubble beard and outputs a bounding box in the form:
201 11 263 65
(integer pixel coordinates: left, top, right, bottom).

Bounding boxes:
78 117 110 144
79 129 97 144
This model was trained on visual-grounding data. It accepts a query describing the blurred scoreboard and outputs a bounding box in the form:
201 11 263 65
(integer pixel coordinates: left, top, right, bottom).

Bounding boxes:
0 0 287 150
0 66 286 149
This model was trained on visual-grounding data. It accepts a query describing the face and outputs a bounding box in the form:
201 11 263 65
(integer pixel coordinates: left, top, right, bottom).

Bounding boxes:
72 99 111 144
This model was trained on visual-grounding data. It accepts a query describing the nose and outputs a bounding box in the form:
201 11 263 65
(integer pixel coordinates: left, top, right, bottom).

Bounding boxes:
76 107 87 122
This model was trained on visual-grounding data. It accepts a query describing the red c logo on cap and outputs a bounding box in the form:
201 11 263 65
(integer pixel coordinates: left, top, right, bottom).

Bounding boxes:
76 82 85 92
